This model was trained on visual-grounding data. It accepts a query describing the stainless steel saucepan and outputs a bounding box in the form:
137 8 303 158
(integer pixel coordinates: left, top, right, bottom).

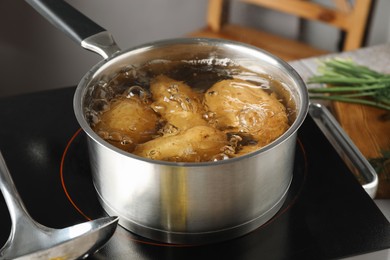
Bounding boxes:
25 0 309 244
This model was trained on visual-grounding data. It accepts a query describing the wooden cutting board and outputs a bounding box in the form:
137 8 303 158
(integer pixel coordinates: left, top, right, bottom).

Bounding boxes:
332 102 390 198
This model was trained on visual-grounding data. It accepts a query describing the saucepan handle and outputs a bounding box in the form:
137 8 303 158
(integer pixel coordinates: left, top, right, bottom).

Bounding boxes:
25 0 121 59
309 103 378 198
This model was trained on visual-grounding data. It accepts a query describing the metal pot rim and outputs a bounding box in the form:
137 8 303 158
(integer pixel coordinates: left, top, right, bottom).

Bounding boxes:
74 38 309 167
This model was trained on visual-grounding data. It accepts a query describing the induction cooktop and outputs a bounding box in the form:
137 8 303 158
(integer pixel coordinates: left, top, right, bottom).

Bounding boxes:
0 87 389 259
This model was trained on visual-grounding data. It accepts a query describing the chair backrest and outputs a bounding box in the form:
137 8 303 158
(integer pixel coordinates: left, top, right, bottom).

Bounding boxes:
206 0 374 51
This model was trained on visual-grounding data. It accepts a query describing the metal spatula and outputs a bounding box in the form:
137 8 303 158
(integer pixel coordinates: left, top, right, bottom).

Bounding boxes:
0 151 118 260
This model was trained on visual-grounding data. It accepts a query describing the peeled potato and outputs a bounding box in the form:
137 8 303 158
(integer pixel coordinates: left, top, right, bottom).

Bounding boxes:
93 96 159 151
150 75 207 131
204 79 289 148
133 125 228 162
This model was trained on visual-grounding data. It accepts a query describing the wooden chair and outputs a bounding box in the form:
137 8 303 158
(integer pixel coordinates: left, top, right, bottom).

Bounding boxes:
188 0 375 61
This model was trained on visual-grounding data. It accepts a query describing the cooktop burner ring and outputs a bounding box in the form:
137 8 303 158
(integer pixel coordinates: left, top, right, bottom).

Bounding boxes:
59 128 308 247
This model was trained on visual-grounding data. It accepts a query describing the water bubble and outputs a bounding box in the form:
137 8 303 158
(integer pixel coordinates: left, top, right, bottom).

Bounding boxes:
203 111 215 120
91 81 110 99
85 110 100 125
151 103 165 114
124 85 151 104
97 130 109 139
91 99 110 113
121 135 133 145
108 132 122 142
121 66 137 79
167 84 179 94
125 85 142 97
147 149 161 159
159 123 179 136
221 145 235 155
228 134 242 149
260 84 270 90
212 153 230 161
128 125 137 132
177 96 193 111
207 90 218 96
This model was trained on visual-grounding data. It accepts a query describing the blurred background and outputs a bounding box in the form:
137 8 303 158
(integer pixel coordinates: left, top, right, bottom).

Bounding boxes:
1 0 389 97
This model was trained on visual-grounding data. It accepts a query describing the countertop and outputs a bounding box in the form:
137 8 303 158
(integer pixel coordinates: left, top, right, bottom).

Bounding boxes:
290 44 390 259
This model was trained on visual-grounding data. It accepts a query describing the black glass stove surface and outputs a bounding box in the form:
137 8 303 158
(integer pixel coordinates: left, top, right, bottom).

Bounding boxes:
0 87 389 259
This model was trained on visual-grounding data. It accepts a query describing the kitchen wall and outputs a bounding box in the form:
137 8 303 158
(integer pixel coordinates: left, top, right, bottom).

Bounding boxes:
0 0 208 97
0 0 388 98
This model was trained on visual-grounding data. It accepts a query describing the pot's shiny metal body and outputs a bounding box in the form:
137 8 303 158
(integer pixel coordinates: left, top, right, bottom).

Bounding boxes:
74 38 309 244
25 0 308 245
23 0 308 244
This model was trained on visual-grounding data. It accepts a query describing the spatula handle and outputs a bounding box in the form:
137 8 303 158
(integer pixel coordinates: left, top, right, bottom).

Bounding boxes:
0 151 32 224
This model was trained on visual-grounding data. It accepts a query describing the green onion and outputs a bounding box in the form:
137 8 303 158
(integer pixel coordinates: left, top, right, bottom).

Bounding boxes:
307 58 390 111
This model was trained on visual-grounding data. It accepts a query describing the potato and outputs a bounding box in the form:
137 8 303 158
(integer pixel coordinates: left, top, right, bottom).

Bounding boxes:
204 79 289 148
133 125 228 162
93 96 159 151
150 75 207 131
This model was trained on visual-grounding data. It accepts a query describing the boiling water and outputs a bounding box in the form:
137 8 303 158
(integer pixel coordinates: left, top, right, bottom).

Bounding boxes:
84 59 296 162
